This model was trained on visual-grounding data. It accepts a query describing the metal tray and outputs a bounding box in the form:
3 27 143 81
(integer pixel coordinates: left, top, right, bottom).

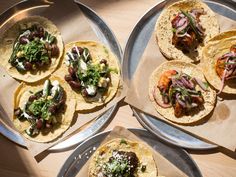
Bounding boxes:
0 0 122 151
57 128 202 177
123 0 236 150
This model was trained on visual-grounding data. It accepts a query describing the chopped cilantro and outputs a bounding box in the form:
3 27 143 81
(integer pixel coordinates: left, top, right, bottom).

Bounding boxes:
120 139 127 145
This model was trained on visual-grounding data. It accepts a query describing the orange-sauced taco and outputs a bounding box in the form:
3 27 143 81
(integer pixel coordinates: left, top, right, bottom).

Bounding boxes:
54 41 120 111
88 138 157 177
149 61 216 125
202 30 236 94
13 75 75 142
0 16 64 83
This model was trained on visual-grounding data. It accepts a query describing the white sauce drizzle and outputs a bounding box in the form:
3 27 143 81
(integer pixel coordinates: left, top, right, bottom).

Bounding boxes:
74 45 81 57
42 80 50 97
51 80 60 97
86 85 97 96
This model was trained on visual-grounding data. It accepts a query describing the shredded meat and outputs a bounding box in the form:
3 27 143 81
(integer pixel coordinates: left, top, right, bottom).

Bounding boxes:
172 31 197 53
215 45 236 79
171 9 205 53
174 101 183 117
215 57 226 79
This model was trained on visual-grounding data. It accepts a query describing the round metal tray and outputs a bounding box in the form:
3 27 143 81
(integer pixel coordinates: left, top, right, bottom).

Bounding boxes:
57 128 202 177
123 0 236 150
0 0 122 151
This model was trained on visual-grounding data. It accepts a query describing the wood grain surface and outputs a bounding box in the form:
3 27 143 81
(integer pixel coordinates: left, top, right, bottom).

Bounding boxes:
0 0 235 177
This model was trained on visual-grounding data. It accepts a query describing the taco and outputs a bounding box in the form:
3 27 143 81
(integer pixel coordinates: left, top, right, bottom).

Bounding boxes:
54 41 120 111
155 0 219 62
0 16 64 83
13 75 76 143
149 61 216 125
202 30 236 94
88 138 157 177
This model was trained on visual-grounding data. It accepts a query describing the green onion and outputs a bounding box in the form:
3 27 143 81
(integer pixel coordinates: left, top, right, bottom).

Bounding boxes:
224 62 236 65
120 139 127 145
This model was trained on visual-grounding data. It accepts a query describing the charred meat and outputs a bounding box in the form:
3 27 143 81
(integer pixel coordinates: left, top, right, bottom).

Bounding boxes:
171 8 205 53
215 45 236 94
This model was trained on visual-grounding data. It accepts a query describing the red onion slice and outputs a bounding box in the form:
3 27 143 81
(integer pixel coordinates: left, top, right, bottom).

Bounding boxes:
181 76 195 89
171 78 184 87
176 19 189 36
177 17 188 28
217 53 236 94
152 87 172 108
221 52 236 59
176 93 186 108
190 8 205 18
227 67 236 80
193 78 208 91
224 56 236 79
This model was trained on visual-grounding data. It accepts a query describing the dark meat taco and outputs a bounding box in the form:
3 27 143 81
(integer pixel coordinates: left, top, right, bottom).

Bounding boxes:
155 0 219 62
88 138 157 177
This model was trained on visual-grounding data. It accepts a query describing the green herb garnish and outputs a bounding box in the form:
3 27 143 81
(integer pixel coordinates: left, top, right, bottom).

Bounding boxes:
180 10 201 40
120 139 127 145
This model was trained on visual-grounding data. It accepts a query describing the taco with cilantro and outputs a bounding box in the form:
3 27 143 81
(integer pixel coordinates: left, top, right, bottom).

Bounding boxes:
88 138 157 177
54 41 120 111
0 16 63 83
13 75 75 142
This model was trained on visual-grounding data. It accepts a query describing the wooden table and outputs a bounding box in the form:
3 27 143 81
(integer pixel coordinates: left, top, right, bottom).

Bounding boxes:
0 0 236 177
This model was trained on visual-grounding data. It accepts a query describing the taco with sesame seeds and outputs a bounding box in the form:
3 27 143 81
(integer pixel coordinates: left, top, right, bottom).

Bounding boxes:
88 138 157 177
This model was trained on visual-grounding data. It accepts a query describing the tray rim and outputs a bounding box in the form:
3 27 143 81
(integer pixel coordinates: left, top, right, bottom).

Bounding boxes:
57 128 202 177
134 110 218 150
123 0 236 150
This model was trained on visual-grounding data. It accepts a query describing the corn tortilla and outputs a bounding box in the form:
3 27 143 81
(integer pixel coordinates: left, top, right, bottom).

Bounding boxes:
88 138 157 177
13 75 76 143
202 29 236 94
54 41 120 111
149 61 216 125
155 0 220 62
